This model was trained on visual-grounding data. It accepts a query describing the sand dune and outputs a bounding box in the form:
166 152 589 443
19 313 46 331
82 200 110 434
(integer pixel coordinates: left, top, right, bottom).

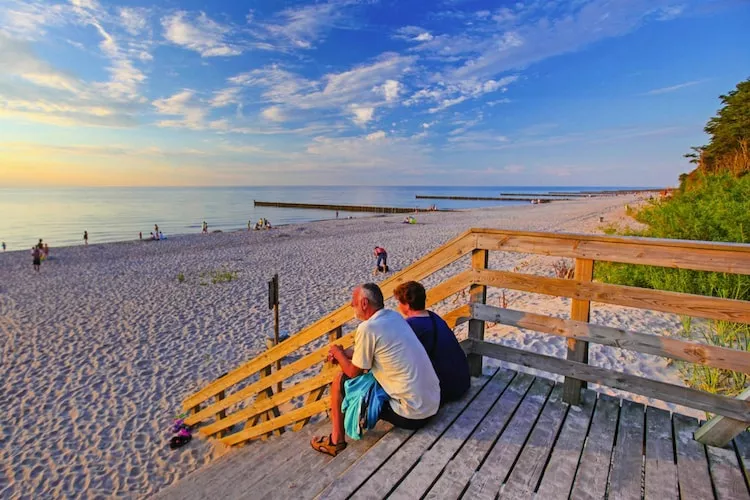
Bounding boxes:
0 194 698 498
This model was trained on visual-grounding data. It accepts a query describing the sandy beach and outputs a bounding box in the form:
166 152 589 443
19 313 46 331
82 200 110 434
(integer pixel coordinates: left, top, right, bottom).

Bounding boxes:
0 194 700 499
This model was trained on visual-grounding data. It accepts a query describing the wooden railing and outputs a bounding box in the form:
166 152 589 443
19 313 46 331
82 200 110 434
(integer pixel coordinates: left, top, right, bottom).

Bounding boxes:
182 229 750 448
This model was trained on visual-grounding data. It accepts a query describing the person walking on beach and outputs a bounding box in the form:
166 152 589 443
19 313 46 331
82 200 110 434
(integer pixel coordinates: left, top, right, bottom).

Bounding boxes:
83 230 88 246
31 246 41 272
247 220 251 231
2 241 5 252
373 246 388 274
202 221 208 234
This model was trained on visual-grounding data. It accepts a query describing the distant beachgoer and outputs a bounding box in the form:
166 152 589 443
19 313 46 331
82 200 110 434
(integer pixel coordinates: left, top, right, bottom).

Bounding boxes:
37 238 43 250
202 221 208 234
2 242 5 251
373 246 388 274
154 224 159 236
159 231 166 240
139 232 142 240
336 211 339 219
32 246 41 272
83 230 88 246
43 243 49 259
247 220 251 232
150 232 155 240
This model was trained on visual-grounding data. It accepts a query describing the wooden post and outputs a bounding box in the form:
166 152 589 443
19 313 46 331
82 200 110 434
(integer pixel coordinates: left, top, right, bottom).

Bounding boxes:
695 386 750 447
214 371 228 438
251 352 283 440
468 248 488 377
563 258 594 405
292 326 343 431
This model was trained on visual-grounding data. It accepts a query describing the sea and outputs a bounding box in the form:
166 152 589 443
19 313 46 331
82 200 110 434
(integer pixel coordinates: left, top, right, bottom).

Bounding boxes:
0 186 650 250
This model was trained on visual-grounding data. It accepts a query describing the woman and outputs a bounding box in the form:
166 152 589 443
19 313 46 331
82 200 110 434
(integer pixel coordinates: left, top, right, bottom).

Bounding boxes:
394 280 470 405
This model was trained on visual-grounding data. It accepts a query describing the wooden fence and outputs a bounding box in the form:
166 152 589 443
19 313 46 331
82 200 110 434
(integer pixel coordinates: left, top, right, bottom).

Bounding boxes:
182 229 750 448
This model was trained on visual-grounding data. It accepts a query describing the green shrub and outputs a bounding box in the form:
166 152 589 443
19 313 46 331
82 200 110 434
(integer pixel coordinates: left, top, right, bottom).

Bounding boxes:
596 172 749 396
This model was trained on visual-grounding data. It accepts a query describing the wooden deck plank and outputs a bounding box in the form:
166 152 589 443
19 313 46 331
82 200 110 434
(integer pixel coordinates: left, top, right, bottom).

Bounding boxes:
735 431 750 491
534 390 597 500
257 422 393 500
608 399 646 500
569 394 620 500
499 384 568 498
674 414 715 500
462 377 555 500
706 442 750 500
644 406 679 500
386 369 517 499
424 373 536 500
315 375 490 500
353 368 515 499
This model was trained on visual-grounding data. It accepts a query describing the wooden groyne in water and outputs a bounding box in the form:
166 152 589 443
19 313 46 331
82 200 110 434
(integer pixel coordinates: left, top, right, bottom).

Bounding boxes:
499 192 589 197
253 200 446 213
415 195 558 202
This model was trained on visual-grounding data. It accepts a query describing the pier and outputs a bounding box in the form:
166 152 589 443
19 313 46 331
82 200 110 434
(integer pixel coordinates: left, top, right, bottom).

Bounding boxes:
253 200 443 213
415 195 557 202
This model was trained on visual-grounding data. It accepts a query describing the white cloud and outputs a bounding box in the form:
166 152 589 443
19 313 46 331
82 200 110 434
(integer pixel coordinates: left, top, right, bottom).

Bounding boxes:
119 7 148 36
262 106 286 122
643 80 707 95
153 89 207 129
376 80 402 102
162 11 241 57
350 105 374 126
0 1 68 40
406 75 518 113
366 130 386 141
260 2 343 50
211 87 241 107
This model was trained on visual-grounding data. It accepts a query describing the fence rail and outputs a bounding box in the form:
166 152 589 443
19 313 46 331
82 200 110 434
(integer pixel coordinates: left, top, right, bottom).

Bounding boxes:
181 228 750 448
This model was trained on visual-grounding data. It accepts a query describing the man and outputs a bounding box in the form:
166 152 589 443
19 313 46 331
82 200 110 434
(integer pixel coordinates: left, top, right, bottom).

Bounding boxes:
311 283 440 456
373 246 388 274
394 281 470 405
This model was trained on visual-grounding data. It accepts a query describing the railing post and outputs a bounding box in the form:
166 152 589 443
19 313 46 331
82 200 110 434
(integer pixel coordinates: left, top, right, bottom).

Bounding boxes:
468 248 488 377
563 258 594 405
292 326 343 432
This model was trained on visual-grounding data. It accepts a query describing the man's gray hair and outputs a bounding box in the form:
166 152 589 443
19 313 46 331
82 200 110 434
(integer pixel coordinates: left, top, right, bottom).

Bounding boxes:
360 283 384 310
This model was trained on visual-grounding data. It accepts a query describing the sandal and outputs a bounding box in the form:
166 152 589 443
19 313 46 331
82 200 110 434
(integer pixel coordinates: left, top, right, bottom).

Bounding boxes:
310 435 347 457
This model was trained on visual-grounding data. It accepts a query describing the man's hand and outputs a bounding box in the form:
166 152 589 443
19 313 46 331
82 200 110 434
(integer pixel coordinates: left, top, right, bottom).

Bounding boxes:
328 344 344 364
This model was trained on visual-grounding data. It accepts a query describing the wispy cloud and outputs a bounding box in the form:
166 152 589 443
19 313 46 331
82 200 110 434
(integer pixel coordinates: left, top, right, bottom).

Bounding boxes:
162 11 241 57
642 79 707 95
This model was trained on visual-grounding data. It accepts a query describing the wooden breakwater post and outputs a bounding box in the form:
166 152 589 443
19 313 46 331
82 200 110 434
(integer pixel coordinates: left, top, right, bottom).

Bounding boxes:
253 200 449 213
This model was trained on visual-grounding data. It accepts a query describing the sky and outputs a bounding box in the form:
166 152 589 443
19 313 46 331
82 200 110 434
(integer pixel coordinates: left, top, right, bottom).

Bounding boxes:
0 0 748 187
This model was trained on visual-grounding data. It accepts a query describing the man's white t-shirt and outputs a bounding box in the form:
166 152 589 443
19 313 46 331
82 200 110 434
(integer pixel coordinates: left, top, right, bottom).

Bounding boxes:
351 308 440 420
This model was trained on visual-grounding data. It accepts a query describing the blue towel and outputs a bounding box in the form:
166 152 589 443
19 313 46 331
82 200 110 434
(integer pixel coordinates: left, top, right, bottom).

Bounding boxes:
341 373 389 440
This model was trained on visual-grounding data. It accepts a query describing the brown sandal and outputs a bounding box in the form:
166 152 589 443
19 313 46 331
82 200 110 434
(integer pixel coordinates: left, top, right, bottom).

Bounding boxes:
311 435 347 457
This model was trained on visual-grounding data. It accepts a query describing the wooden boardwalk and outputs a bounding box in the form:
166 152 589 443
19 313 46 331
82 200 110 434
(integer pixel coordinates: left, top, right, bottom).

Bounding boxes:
156 368 750 500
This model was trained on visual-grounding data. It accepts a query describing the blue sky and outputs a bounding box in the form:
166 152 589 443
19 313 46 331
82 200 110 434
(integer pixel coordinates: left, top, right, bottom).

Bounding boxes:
0 0 748 187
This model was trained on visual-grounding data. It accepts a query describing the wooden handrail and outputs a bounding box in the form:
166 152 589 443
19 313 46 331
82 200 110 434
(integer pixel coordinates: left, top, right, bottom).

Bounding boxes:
181 228 750 447
471 304 750 374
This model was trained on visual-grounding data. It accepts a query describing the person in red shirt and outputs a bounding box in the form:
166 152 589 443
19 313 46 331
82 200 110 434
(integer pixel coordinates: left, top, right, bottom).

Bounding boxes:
373 246 388 274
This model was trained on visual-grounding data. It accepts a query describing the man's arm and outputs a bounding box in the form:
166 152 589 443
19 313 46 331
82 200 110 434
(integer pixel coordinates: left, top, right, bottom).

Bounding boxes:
329 345 363 378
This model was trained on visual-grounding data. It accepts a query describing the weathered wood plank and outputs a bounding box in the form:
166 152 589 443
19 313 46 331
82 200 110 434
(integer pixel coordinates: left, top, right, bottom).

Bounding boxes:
442 304 471 330
186 336 353 426
674 414 715 500
499 384 568 499
564 258 593 405
472 229 750 275
735 431 750 492
424 373 536 500
644 406 678 500
354 368 513 499
386 368 517 499
471 269 750 324
696 387 750 447
468 248 488 377
569 394 620 500
221 399 330 446
469 340 750 422
462 378 555 500
316 375 489 500
199 371 334 437
706 441 750 500
608 399 646 500
535 390 597 500
471 303 750 374
183 229 477 410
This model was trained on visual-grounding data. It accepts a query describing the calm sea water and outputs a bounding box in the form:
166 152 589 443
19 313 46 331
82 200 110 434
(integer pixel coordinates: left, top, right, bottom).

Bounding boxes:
0 186 643 250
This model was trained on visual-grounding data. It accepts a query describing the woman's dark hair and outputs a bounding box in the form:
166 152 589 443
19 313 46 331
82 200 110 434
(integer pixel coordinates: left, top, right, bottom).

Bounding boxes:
394 281 426 310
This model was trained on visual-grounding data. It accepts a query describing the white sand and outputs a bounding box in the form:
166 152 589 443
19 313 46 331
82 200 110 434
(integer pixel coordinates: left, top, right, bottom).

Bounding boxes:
0 194 700 499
